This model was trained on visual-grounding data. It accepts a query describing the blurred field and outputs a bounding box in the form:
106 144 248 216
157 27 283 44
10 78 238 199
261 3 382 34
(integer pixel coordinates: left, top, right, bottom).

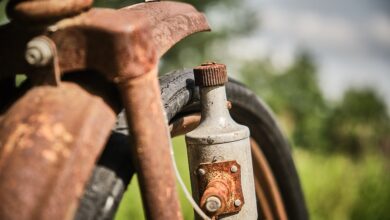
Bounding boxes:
295 149 389 220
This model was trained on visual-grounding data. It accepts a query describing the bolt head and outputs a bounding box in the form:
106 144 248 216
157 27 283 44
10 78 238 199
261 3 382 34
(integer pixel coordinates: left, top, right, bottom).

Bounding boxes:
25 36 54 67
230 165 238 173
205 196 222 212
234 199 242 207
25 48 43 66
197 168 206 176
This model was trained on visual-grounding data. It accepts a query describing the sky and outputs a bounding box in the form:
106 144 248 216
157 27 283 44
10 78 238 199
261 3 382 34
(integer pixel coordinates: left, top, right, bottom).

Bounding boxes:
212 0 390 106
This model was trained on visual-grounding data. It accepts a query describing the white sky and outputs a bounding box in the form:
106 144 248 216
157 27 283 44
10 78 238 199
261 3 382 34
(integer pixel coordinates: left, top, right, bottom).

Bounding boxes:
209 0 390 106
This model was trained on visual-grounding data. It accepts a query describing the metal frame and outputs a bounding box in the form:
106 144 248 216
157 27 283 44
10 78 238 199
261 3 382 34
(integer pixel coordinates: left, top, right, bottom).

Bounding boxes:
0 1 210 219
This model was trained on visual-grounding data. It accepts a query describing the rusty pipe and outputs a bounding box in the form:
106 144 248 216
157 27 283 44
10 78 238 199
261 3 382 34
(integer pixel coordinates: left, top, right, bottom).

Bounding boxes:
200 180 231 216
118 68 182 220
169 113 201 137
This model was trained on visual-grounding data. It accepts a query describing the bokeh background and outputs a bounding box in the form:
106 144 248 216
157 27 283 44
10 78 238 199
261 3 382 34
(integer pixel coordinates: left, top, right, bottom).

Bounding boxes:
1 0 389 219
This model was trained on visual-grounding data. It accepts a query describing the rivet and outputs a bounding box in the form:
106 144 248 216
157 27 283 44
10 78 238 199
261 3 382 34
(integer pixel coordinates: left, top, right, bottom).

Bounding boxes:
234 199 242 207
230 165 238 173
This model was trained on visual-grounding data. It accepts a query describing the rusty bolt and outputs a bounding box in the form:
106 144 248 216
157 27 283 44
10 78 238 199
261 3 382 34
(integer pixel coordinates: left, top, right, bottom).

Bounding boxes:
234 199 242 207
205 196 222 213
198 168 206 176
200 180 230 215
25 36 54 67
230 165 238 173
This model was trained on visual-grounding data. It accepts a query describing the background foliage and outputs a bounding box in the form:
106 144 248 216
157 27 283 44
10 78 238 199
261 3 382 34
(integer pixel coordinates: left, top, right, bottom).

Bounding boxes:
1 0 389 219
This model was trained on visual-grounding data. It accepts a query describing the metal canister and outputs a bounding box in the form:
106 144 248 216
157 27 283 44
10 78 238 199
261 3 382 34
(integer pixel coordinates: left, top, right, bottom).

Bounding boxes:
185 62 257 219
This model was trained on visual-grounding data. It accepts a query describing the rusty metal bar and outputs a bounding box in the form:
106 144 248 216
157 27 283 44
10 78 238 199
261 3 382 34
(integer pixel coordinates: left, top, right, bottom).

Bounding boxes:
118 68 182 220
169 113 201 137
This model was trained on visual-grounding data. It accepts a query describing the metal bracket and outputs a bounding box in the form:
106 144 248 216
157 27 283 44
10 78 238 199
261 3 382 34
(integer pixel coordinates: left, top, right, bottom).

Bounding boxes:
197 160 245 218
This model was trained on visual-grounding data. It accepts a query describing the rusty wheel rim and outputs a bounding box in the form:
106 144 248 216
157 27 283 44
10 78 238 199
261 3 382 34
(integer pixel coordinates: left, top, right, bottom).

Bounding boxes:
250 139 288 220
170 114 288 219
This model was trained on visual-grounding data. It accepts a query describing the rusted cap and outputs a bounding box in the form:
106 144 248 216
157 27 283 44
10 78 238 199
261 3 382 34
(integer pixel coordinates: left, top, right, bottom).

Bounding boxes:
194 62 228 87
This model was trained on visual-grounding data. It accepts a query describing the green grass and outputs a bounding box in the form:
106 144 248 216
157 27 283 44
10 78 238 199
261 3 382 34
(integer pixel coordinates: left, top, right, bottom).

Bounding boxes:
114 137 390 220
295 149 390 220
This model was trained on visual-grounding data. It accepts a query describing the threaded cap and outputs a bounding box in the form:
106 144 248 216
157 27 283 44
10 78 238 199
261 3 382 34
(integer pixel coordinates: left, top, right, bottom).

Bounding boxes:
194 62 228 87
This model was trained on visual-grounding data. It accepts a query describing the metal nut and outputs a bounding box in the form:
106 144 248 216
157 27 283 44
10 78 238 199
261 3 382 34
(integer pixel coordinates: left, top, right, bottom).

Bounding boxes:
205 196 222 212
25 36 54 67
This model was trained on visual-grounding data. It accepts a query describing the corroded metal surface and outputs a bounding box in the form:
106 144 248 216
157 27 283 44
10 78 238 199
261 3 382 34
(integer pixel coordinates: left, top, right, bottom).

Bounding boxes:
119 69 183 220
0 2 210 219
7 0 93 22
197 161 245 218
0 1 210 83
200 180 230 216
0 82 116 220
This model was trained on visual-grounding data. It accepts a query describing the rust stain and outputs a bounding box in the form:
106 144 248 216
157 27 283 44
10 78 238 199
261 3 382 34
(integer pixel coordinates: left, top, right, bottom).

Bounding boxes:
197 160 245 218
0 124 29 167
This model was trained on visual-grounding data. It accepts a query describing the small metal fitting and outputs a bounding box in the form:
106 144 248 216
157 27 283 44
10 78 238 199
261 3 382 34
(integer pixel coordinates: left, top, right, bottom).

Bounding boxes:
205 196 222 213
230 165 238 173
234 199 242 207
198 168 206 176
193 62 228 87
227 101 232 109
25 36 54 67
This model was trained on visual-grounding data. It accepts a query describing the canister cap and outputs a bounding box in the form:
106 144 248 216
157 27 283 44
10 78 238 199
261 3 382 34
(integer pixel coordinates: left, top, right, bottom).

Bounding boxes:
194 62 228 87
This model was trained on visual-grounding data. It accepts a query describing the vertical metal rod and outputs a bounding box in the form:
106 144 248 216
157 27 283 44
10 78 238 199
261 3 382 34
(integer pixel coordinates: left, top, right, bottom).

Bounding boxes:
118 68 183 220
